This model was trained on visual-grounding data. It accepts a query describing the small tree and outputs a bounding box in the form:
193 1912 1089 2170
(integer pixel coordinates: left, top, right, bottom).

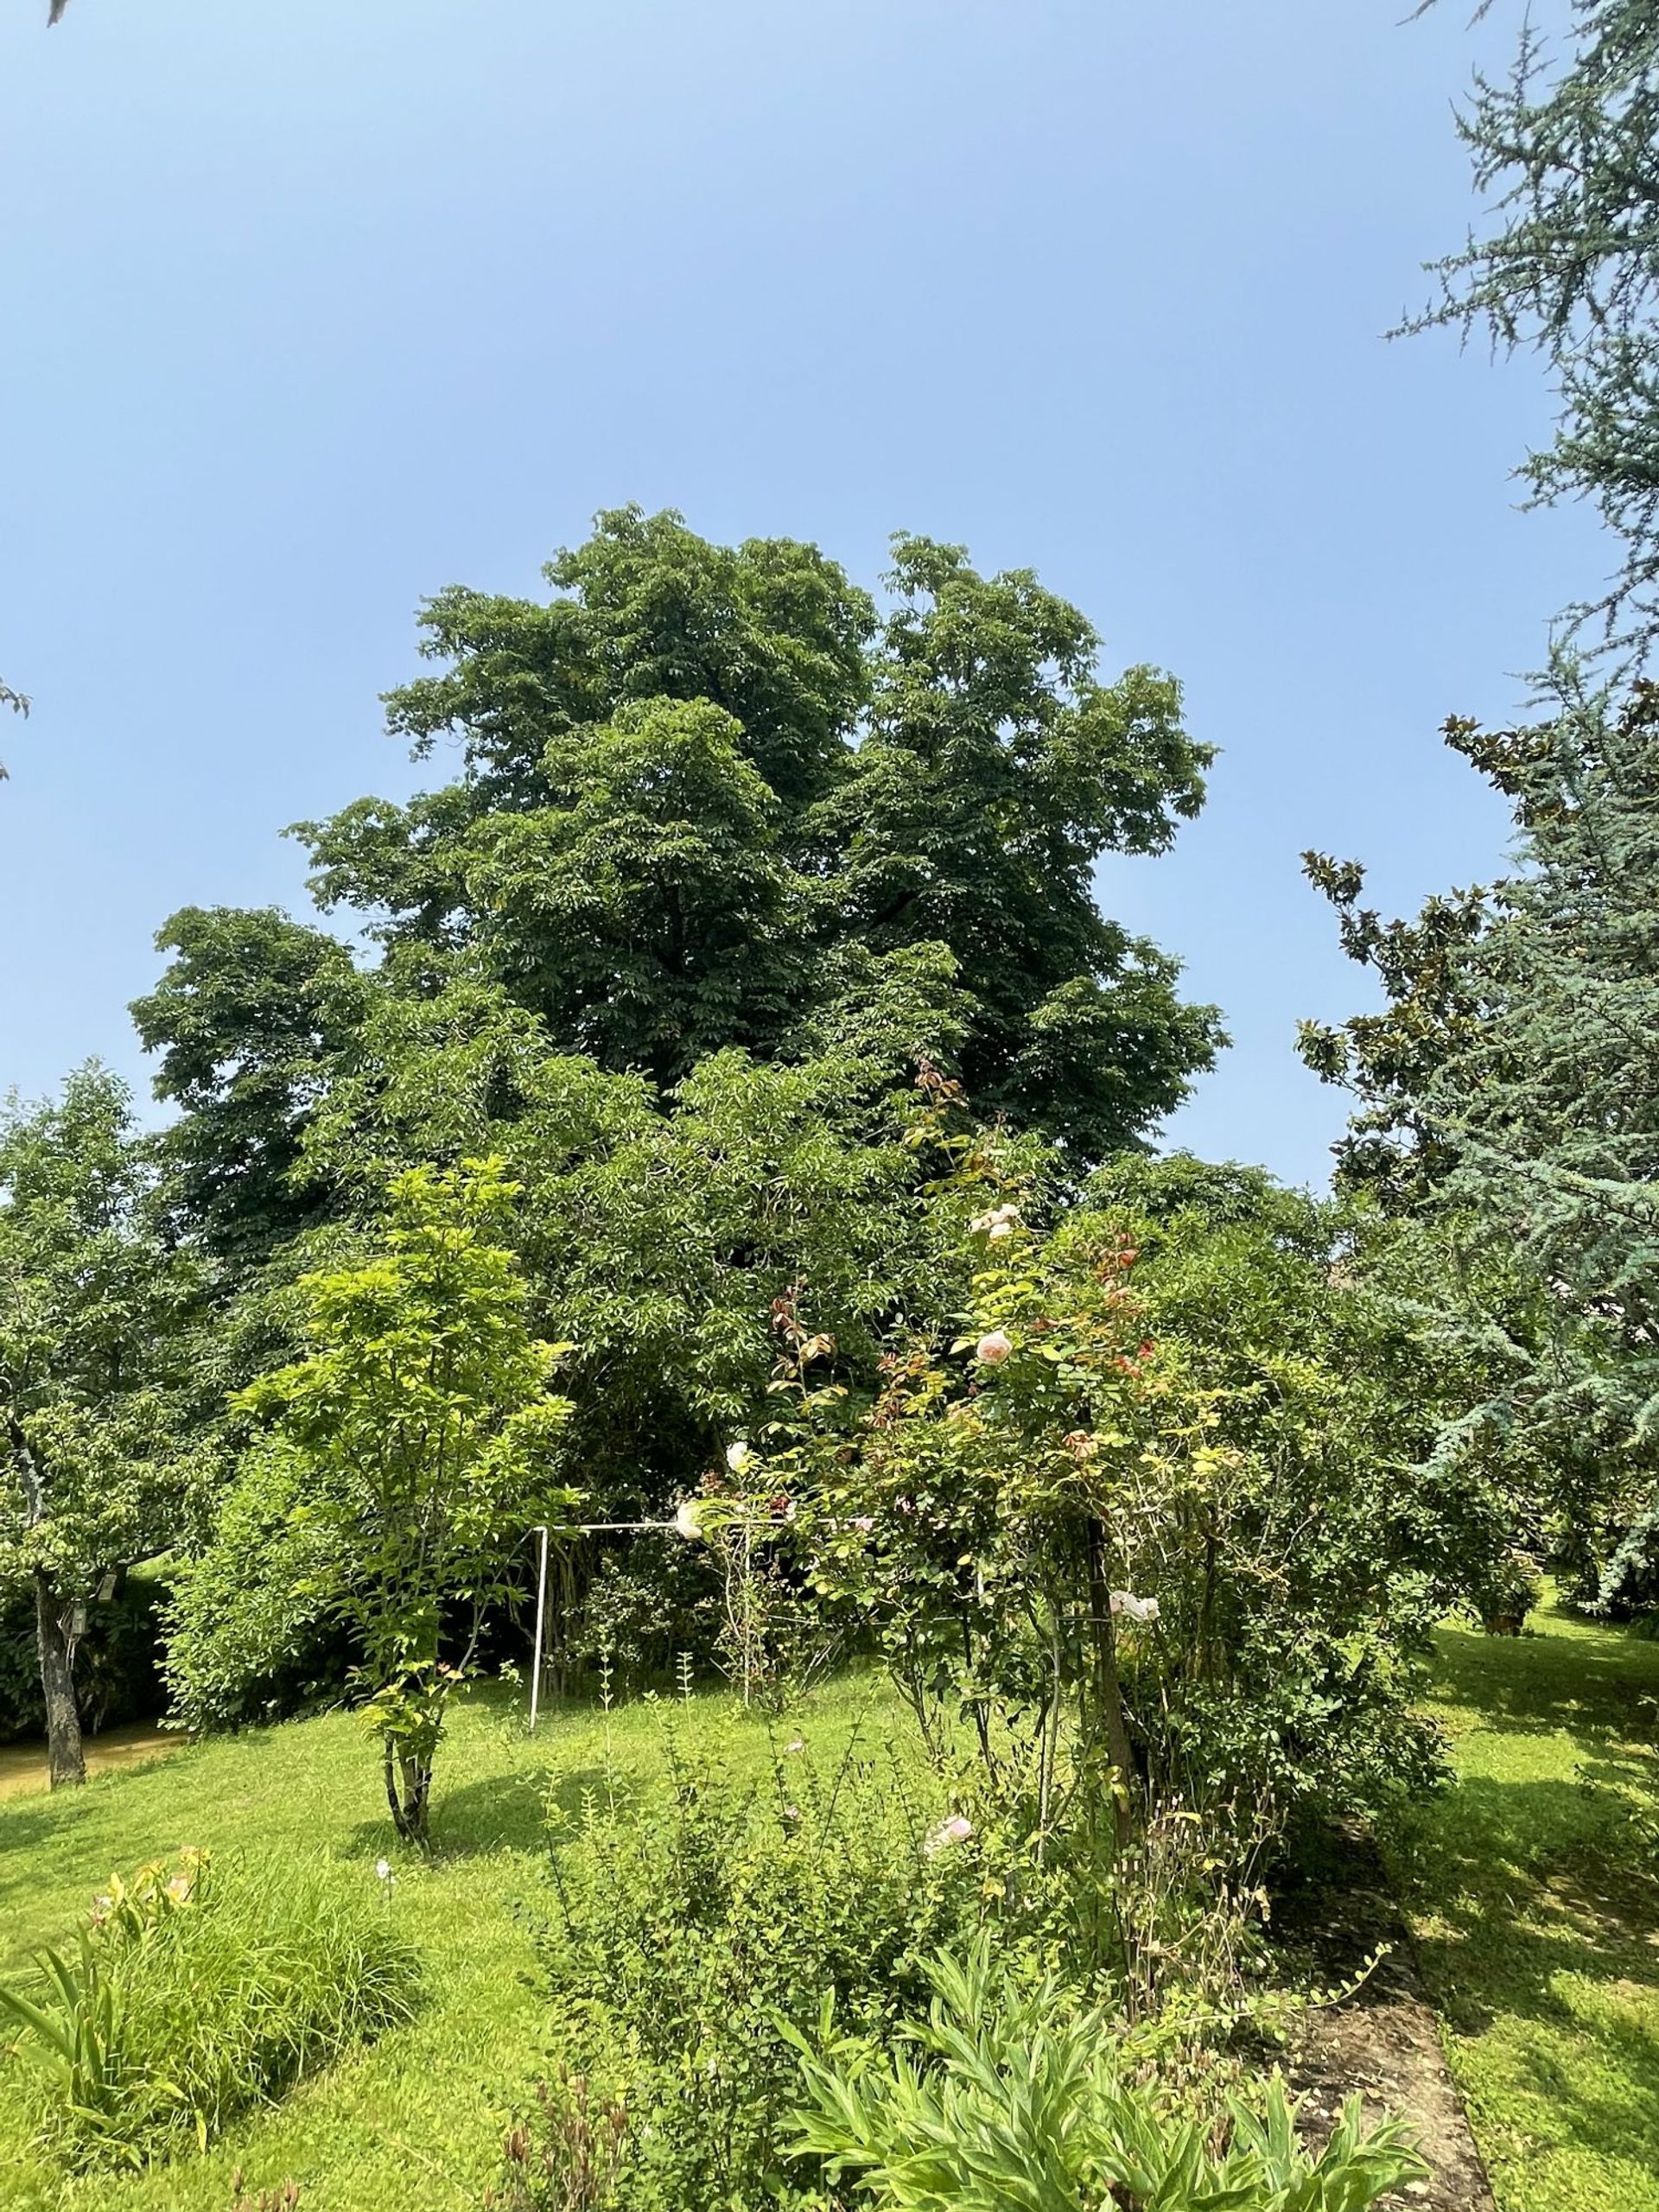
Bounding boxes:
0 1067 198 1788
238 1157 575 1843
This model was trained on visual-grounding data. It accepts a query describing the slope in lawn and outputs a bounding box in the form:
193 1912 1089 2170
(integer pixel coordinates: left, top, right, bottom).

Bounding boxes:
1393 1599 1659 2212
0 1675 899 2212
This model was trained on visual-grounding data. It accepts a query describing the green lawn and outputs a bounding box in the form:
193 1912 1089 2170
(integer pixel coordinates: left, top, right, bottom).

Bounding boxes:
1393 1598 1659 2212
0 1673 899 2212
9 1613 1658 2211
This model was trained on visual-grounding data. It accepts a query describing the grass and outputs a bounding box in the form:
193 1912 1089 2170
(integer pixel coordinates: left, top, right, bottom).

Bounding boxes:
9 1612 1656 2210
0 1669 905 2211
1389 1594 1659 2212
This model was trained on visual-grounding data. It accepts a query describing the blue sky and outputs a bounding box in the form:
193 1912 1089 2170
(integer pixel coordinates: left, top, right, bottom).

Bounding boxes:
0 0 1596 1185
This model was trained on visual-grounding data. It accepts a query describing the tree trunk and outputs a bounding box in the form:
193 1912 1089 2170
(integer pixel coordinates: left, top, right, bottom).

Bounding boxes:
6 1411 86 1790
383 1738 432 1847
35 1570 86 1789
384 1741 410 1840
399 1749 432 1847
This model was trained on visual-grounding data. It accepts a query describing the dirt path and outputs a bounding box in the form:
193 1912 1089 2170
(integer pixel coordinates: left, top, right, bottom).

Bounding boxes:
1275 1828 1497 2212
0 1720 182 1802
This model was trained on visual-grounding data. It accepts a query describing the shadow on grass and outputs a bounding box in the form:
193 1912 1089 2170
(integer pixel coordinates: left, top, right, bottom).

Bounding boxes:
345 1764 612 1863
1406 1773 1659 2031
1388 1612 1659 2191
1431 1620 1659 1741
0 1799 68 1872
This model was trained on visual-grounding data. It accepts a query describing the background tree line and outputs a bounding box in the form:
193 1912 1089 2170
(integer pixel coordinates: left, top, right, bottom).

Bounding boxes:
4 1 1657 1872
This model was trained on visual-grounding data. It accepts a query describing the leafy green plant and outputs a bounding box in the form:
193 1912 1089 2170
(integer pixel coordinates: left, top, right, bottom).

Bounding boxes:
534 1699 986 2212
0 1846 209 2148
0 1849 420 2171
234 1157 577 1842
162 1437 358 1732
786 1939 1427 2211
0 1926 128 2147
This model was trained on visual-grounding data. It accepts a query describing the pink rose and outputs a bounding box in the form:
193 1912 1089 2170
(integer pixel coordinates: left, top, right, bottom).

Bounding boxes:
976 1330 1013 1364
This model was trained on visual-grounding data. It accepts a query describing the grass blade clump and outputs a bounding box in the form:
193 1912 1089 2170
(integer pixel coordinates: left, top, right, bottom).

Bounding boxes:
0 1848 420 2170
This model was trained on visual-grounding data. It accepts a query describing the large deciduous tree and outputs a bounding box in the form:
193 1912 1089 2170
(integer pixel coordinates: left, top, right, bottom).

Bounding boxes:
277 507 1218 1159
460 698 809 1086
817 535 1218 1157
0 1068 199 1785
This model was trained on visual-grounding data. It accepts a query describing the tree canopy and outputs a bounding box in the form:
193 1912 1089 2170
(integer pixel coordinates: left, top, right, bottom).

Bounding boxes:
1299 0 1659 1605
233 1158 574 1841
1302 673 1659 1602
258 508 1220 1168
130 906 367 1267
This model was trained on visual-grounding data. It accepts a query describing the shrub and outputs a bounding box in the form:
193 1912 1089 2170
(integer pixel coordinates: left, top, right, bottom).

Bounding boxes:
787 1938 1427 2211
1473 1548 1542 1636
560 1532 726 1692
162 1441 358 1732
0 1849 420 2170
526 1703 987 2212
776 1138 1465 1879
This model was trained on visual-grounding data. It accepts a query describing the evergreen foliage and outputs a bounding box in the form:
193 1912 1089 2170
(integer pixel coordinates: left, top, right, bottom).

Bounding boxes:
1414 0 1659 657
1302 675 1659 1602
